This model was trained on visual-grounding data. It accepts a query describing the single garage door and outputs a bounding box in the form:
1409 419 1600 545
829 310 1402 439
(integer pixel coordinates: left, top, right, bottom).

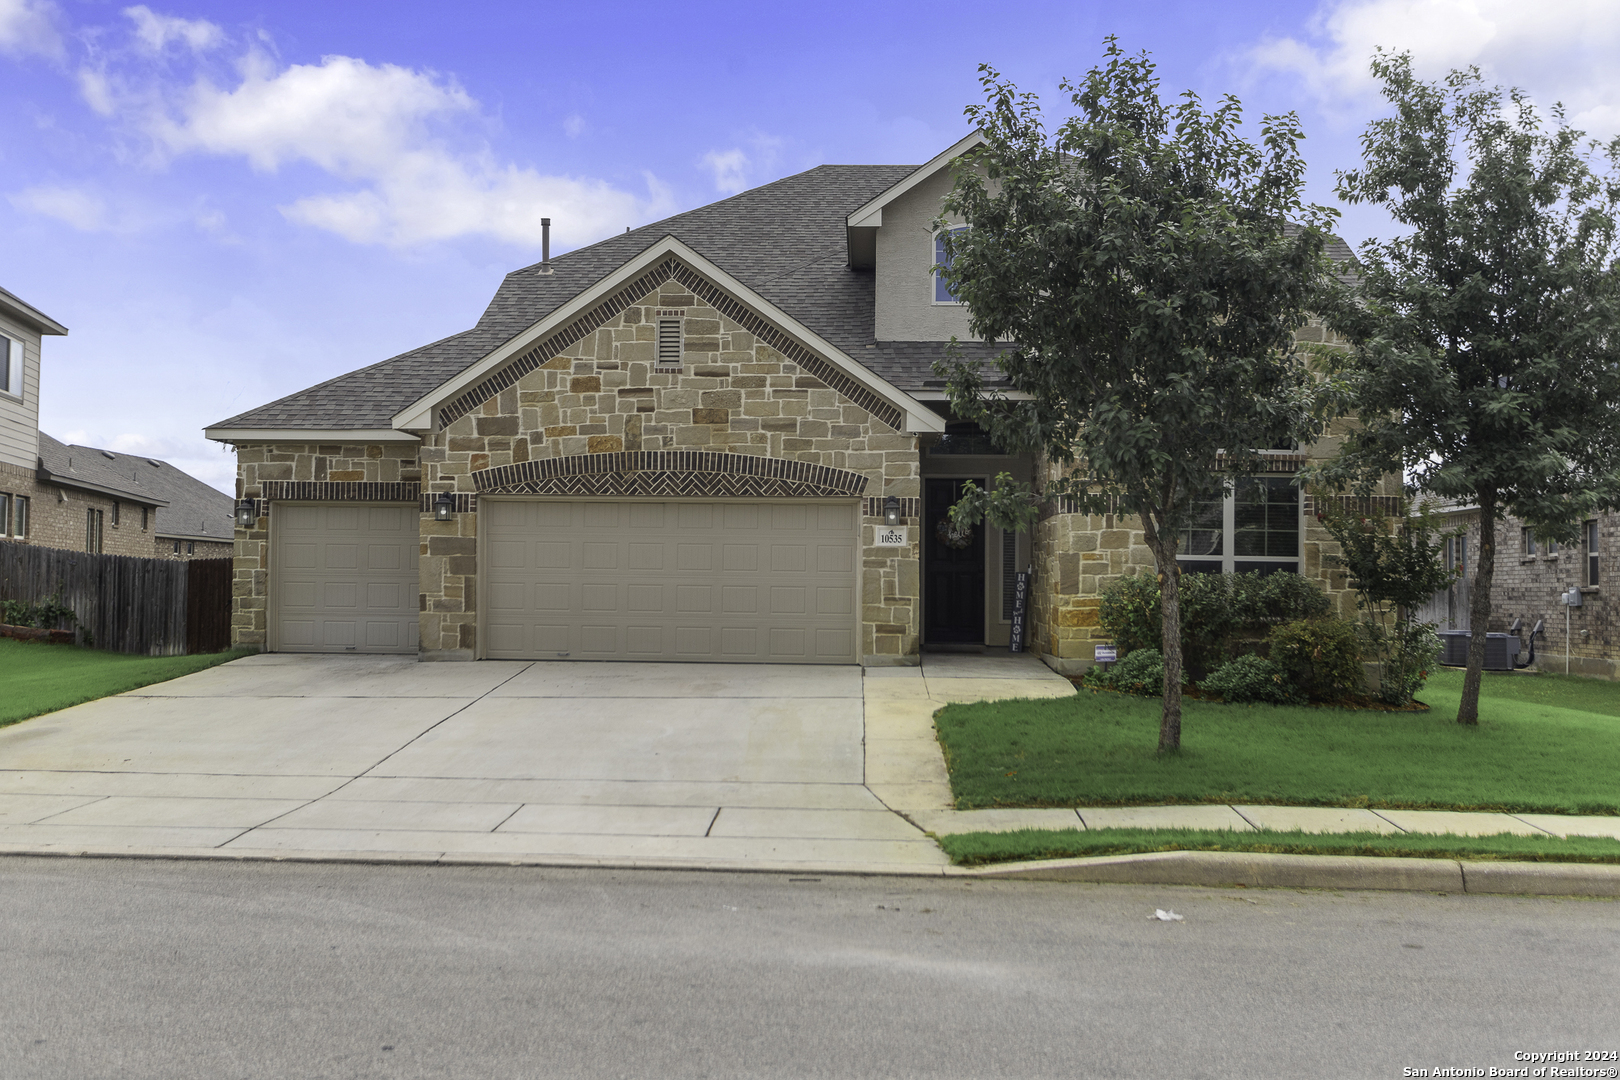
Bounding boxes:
483 499 858 664
273 503 419 653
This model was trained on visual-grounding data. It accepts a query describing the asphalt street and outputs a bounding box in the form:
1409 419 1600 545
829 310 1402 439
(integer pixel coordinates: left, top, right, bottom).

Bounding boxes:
0 858 1615 1079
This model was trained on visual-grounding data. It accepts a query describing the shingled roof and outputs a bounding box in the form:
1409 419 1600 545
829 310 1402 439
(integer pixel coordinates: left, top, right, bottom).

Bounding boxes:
210 163 943 431
37 432 233 542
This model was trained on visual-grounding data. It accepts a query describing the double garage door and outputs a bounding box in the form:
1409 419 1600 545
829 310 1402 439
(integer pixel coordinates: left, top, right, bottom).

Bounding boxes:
272 504 420 653
483 499 859 664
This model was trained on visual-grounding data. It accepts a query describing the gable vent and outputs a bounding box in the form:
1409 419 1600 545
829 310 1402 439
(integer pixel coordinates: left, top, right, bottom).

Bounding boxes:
656 318 683 370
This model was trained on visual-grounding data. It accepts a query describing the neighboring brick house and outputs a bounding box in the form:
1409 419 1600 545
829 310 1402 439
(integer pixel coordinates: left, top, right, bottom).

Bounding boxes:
0 285 233 561
1417 505 1620 679
206 134 1367 667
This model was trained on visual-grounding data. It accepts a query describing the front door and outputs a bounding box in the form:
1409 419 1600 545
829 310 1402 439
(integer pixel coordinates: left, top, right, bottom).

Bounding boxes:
924 477 986 644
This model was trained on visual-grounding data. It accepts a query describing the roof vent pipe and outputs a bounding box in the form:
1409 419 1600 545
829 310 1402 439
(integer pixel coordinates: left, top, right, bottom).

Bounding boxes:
540 218 552 275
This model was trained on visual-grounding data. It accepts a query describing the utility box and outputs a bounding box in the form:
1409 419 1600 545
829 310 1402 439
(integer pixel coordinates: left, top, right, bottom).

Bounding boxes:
1438 630 1520 669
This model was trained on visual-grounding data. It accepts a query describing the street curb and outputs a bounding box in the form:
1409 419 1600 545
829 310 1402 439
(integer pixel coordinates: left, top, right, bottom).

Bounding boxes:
954 850 1620 896
2 844 1619 895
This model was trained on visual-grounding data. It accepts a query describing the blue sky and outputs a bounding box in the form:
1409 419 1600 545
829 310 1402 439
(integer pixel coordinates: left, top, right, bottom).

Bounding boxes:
3 0 1617 493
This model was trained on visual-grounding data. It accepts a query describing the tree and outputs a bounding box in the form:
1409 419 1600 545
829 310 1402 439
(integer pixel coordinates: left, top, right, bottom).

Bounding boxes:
936 41 1346 752
1322 53 1620 724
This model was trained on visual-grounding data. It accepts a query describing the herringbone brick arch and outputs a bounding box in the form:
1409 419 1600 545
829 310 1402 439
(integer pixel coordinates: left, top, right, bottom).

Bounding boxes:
472 451 870 499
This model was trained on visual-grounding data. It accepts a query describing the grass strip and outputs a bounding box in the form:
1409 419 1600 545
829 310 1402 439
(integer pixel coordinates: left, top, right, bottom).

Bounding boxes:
934 668 1620 815
0 639 256 728
936 827 1620 867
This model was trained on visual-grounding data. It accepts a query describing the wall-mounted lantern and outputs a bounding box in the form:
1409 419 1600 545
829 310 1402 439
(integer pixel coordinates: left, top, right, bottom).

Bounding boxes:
235 500 256 529
883 495 901 527
433 492 456 522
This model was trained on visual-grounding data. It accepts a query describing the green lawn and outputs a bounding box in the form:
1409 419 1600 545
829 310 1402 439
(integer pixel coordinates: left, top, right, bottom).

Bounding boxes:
0 638 254 728
937 827 1620 867
934 668 1620 814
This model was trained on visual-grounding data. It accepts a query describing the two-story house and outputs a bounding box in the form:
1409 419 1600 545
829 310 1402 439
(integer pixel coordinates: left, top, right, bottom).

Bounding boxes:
1 285 233 561
206 134 1358 667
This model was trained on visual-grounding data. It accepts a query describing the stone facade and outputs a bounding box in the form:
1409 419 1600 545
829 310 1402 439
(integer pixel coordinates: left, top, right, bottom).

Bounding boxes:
231 444 421 648
229 270 924 663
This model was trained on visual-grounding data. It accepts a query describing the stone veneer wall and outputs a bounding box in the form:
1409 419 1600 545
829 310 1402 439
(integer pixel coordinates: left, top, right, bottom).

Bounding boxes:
230 443 422 648
418 275 921 662
1027 317 1373 672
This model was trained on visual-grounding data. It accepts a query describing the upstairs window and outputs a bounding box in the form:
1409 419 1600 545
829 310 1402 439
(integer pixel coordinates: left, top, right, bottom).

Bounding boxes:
934 226 967 303
0 333 21 400
656 318 683 370
11 496 26 539
1522 527 1537 556
86 508 103 554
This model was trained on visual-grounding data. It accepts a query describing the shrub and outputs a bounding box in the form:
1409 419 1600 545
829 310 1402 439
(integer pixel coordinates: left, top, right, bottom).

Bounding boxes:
1 593 77 631
1096 572 1161 655
1085 648 1165 696
1267 618 1364 701
1097 570 1334 678
1376 621 1442 706
1199 654 1298 704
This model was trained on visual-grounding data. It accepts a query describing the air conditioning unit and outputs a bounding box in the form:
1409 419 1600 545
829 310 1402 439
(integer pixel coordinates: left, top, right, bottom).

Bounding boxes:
1438 631 1520 670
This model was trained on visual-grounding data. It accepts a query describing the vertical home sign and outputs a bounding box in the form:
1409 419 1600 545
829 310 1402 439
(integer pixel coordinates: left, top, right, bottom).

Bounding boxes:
1009 569 1031 653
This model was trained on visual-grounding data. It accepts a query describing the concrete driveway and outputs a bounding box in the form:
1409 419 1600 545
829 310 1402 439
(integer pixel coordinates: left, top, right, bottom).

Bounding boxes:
0 654 1074 872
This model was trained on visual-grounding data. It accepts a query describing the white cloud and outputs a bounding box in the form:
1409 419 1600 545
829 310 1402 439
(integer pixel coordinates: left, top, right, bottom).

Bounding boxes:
124 5 222 53
563 113 586 138
1250 0 1620 135
0 0 62 58
96 47 673 247
699 132 785 195
9 184 110 230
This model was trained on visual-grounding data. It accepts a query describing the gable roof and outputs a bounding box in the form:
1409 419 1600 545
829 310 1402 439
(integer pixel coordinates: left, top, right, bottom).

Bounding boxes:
209 162 940 435
37 432 234 542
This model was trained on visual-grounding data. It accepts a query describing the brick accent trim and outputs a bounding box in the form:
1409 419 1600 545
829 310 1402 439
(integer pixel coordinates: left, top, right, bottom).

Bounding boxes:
862 496 920 520
261 481 421 502
437 257 907 433
472 452 870 499
420 492 478 513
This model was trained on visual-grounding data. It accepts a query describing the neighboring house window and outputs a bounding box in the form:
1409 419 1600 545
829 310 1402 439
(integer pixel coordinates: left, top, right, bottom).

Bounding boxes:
14 496 26 538
112 502 120 528
934 226 967 303
172 540 180 555
656 318 683 370
1587 520 1600 587
187 541 195 555
0 333 21 400
1176 478 1302 576
86 508 104 554
141 507 148 531
0 494 9 537
1522 527 1536 556
1546 537 1558 556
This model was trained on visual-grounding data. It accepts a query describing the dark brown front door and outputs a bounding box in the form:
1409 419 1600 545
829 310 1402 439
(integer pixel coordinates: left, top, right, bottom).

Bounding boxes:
925 477 986 644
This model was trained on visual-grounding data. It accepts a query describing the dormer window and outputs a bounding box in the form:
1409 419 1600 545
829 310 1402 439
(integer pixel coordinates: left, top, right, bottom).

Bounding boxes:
0 333 21 400
934 226 967 304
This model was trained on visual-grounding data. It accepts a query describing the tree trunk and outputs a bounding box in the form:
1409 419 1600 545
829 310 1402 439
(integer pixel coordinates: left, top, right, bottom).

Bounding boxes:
1156 556 1184 752
1458 491 1496 726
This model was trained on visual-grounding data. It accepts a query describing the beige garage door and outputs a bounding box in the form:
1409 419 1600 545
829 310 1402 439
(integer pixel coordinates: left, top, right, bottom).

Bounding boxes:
273 503 420 653
483 499 858 664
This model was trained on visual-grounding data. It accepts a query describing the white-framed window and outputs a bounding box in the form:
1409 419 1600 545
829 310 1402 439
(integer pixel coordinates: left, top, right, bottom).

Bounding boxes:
1522 527 1537 556
172 539 181 555
1586 520 1600 587
933 225 967 303
0 494 9 537
1176 477 1302 576
186 541 195 555
111 501 120 528
0 332 22 400
86 508 103 554
655 318 683 370
1546 537 1559 556
13 496 26 538
141 506 148 531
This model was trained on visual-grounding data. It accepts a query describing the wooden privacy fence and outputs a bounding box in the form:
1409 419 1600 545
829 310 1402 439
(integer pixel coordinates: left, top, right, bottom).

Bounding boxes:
0 541 233 655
